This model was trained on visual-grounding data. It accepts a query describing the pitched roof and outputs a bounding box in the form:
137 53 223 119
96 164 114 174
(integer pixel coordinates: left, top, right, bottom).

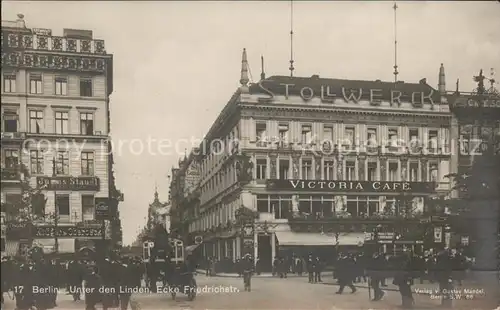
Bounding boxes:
248 75 441 103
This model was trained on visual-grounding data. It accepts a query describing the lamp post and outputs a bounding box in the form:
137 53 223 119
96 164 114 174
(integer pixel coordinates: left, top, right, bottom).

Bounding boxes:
52 156 59 254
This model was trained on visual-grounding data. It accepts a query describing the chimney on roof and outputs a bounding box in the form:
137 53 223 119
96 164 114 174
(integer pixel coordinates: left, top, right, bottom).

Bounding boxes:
16 13 26 28
438 63 446 95
419 78 427 85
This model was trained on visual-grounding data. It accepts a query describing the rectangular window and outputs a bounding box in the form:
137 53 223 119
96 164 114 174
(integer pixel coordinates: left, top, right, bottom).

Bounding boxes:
29 73 43 94
323 161 335 180
80 77 93 97
367 162 377 181
30 150 44 174
278 124 289 143
256 159 267 179
346 161 355 180
55 151 69 175
323 126 333 142
409 129 419 142
81 152 94 176
82 195 95 221
388 129 398 147
257 196 269 213
344 127 355 147
29 110 44 133
3 111 18 132
55 111 69 134
409 162 418 182
429 163 439 182
301 125 312 144
367 128 377 146
301 159 312 179
55 76 68 95
428 130 438 152
389 162 398 181
368 196 379 216
256 123 267 146
279 160 289 180
4 149 19 169
323 126 334 150
55 195 70 221
3 73 16 93
80 112 94 135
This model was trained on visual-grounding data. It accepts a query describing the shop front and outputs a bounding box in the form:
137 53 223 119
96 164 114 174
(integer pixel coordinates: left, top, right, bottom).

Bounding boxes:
255 179 436 259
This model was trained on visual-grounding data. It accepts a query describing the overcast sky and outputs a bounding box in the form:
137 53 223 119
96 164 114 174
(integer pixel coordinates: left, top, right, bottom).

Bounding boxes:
3 1 500 245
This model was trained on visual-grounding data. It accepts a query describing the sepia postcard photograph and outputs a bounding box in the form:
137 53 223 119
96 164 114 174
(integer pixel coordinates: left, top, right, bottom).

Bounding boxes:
1 1 499 309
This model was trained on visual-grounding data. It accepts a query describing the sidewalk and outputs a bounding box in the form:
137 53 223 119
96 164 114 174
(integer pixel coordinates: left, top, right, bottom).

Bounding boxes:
196 269 306 278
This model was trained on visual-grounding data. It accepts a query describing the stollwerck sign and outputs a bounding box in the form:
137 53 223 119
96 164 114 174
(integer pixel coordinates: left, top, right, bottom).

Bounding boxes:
255 80 438 107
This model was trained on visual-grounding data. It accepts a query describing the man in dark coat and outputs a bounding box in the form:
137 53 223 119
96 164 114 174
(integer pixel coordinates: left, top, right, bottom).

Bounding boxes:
393 253 414 308
68 260 84 301
306 254 315 283
241 254 253 291
435 249 454 308
336 254 357 294
367 253 385 301
84 264 102 310
314 257 322 283
118 257 142 310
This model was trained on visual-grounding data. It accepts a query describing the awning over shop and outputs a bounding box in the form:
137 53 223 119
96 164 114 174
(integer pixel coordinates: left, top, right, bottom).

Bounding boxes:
336 233 365 246
33 238 75 254
185 244 201 254
275 231 336 246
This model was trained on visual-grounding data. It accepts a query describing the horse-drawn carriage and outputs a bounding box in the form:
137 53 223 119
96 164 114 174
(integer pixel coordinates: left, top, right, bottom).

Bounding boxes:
143 237 197 301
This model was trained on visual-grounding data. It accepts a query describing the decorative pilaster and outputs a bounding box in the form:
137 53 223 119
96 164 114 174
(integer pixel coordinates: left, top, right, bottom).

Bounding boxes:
269 153 278 179
292 153 301 179
401 157 409 181
336 152 344 180
314 155 322 179
358 154 366 181
421 159 428 182
379 156 388 181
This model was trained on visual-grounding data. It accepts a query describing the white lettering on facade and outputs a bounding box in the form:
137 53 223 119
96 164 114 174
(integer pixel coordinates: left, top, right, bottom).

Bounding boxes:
422 89 435 106
289 180 413 191
411 92 424 108
258 81 274 99
341 88 363 103
300 87 314 101
280 83 295 99
390 90 402 106
320 85 336 102
369 89 383 106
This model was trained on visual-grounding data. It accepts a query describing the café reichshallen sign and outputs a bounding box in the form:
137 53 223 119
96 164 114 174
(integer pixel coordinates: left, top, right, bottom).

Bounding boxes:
37 176 100 191
266 179 436 193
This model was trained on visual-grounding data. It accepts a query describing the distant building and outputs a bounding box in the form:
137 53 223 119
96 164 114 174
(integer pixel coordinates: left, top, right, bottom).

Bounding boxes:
147 188 170 232
1 14 121 256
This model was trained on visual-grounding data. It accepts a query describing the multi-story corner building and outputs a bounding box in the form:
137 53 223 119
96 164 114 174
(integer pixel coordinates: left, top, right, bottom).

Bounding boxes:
447 71 500 271
1 14 117 256
176 49 453 271
169 150 201 242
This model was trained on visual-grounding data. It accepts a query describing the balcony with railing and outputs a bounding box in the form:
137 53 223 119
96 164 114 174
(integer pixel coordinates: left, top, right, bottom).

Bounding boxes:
2 30 106 54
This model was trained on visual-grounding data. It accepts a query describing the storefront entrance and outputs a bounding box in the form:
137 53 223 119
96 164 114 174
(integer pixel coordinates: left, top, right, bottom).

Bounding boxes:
257 234 272 272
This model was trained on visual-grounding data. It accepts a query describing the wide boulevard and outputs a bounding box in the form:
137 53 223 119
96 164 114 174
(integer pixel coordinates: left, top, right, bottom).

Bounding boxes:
3 274 497 309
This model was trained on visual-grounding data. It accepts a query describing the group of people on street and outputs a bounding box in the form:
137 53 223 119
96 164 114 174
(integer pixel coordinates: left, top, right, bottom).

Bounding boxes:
1 252 144 310
199 246 470 309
